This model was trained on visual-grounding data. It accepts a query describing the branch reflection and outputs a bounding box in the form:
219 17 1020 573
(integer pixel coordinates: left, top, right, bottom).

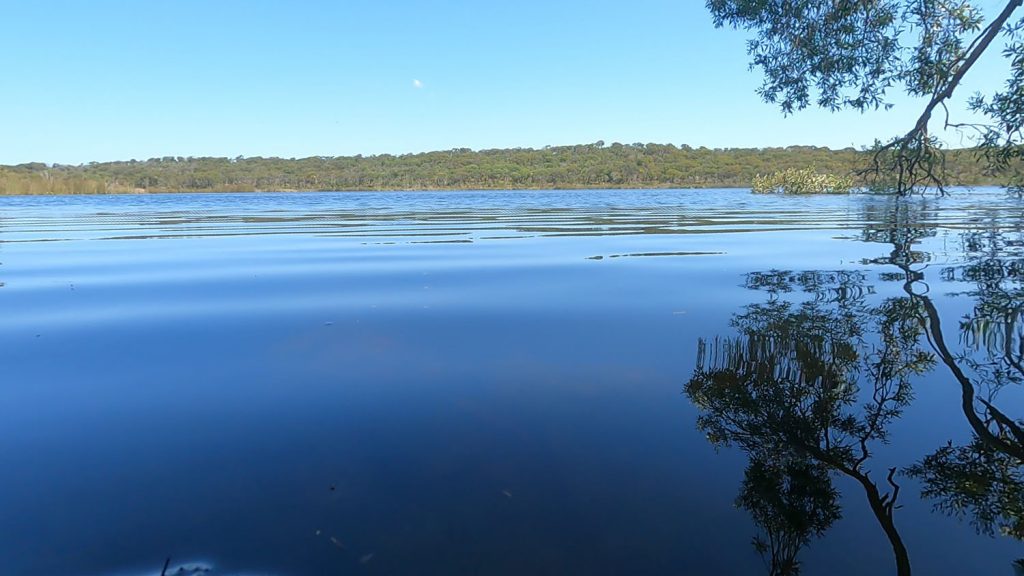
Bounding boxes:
687 198 1024 574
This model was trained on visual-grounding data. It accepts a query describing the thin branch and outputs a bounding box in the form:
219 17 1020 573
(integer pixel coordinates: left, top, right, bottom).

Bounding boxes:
913 0 1022 138
885 467 902 516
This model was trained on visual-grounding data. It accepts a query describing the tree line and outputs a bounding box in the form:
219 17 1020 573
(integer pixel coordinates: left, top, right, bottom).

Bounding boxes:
0 142 1010 195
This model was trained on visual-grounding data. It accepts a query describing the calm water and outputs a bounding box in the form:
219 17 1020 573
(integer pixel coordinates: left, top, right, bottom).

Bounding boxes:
2 189 1023 575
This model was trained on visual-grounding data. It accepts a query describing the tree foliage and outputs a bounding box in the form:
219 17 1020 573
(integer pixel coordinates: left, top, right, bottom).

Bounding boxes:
707 0 1024 194
0 144 1008 195
752 168 855 194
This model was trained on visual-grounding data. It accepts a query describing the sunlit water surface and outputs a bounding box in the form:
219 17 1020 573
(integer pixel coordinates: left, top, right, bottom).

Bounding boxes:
2 189 1023 575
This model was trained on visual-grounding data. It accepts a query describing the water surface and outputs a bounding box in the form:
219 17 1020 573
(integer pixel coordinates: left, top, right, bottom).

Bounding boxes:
2 189 1023 575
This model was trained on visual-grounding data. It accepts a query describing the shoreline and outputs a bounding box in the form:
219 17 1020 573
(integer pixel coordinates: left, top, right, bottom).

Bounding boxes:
0 184 1008 197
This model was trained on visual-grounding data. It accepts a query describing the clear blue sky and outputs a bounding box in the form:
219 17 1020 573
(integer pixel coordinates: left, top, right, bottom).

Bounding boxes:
0 0 1010 164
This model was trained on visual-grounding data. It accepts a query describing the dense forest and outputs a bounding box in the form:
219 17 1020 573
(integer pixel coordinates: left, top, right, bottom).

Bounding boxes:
0 142 1009 195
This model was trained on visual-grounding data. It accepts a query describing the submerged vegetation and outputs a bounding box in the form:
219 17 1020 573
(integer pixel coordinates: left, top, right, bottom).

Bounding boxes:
0 143 1010 195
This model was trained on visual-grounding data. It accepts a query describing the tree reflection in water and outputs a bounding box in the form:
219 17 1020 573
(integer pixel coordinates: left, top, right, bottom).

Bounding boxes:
687 270 929 575
686 199 1024 574
867 202 1024 543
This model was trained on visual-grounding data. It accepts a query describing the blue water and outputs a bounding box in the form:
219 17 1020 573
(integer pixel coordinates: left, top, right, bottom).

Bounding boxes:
1 189 1022 575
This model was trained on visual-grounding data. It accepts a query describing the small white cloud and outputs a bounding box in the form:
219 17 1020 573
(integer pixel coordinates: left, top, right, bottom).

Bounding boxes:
412 79 424 89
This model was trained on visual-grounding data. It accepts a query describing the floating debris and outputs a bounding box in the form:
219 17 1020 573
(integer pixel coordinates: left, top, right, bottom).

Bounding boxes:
501 489 513 499
330 536 348 550
359 553 375 565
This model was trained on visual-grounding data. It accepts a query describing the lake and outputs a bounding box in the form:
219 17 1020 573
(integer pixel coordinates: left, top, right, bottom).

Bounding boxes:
2 188 1023 575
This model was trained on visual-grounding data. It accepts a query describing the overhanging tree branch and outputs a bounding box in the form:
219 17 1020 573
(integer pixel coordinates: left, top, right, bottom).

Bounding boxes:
868 0 1023 194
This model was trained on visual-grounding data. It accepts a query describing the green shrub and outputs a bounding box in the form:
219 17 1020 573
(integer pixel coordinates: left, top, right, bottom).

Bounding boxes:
752 168 855 195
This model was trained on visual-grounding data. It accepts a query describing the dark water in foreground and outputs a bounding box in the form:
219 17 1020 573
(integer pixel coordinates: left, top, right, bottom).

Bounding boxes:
2 189 1023 575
